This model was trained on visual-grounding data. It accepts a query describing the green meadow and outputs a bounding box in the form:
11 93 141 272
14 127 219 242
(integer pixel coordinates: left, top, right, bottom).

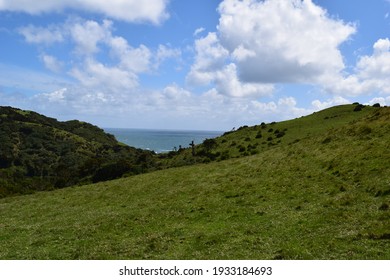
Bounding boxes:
0 104 389 259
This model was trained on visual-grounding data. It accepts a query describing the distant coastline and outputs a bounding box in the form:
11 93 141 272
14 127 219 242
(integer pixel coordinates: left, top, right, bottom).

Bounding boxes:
104 128 224 153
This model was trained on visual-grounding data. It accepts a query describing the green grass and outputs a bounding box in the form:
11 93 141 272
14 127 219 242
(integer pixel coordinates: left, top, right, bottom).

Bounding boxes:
0 104 389 259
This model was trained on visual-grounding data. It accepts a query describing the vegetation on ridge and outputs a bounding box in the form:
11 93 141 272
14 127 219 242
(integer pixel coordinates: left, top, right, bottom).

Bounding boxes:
0 104 389 259
0 106 156 197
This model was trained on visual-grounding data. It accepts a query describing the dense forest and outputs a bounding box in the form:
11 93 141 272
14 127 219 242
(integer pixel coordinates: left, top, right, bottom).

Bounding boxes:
0 106 156 197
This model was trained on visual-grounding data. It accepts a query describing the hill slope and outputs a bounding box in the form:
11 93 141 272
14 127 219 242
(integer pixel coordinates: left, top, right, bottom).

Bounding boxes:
0 104 389 259
0 106 156 197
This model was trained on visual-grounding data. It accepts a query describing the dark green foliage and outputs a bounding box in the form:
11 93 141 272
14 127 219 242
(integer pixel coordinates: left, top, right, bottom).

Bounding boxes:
202 138 217 152
92 160 133 183
373 103 381 108
378 203 389 211
237 125 248 131
275 130 285 138
0 106 156 197
354 104 365 112
238 146 246 153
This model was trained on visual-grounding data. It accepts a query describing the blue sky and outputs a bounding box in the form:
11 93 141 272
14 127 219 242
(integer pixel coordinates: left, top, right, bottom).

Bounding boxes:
1 0 390 130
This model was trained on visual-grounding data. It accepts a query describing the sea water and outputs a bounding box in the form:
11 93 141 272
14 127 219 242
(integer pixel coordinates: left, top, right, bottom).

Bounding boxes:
104 128 224 153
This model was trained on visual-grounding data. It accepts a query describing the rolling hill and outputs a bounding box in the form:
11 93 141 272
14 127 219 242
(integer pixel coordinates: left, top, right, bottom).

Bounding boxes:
0 104 389 259
0 106 156 197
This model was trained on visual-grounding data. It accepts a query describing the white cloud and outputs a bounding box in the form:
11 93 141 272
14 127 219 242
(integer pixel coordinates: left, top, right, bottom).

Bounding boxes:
40 54 63 73
109 36 152 73
187 0 355 99
324 38 390 96
187 32 274 97
188 32 229 80
155 45 182 68
357 38 390 80
18 19 177 96
194 27 205 37
69 19 113 55
0 0 169 24
217 0 356 84
69 58 139 91
213 63 275 98
311 96 350 110
18 24 64 45
368 96 390 106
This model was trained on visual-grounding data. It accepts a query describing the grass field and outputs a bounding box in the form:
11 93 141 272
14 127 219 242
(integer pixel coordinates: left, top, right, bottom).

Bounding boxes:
0 104 389 259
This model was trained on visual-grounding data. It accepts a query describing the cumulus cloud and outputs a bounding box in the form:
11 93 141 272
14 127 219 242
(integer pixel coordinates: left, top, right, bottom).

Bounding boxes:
357 38 390 80
155 45 182 68
187 0 355 98
18 24 64 45
188 32 229 84
217 0 356 84
18 19 182 96
323 38 390 96
69 19 113 55
368 96 390 106
187 32 274 97
0 0 169 24
311 96 350 110
69 58 139 91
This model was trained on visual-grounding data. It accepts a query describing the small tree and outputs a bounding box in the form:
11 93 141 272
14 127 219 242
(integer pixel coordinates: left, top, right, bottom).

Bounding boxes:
203 138 217 153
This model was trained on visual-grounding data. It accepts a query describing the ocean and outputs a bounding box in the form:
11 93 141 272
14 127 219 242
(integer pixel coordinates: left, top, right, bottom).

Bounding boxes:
104 128 224 153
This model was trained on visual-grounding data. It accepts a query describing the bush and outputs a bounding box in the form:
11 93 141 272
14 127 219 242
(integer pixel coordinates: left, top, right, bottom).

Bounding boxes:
353 104 365 112
203 138 217 152
373 103 381 108
92 160 132 182
276 131 285 138
255 132 262 139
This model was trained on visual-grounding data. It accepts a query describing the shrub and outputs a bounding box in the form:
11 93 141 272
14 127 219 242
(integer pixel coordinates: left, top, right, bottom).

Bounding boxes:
373 103 381 108
379 203 389 211
238 146 246 152
321 137 332 144
237 125 248 131
353 104 365 112
220 151 230 160
203 138 217 152
276 131 285 138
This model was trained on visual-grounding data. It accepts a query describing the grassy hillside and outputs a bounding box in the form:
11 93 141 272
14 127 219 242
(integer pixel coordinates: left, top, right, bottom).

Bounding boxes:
158 103 381 165
0 104 389 259
0 106 156 197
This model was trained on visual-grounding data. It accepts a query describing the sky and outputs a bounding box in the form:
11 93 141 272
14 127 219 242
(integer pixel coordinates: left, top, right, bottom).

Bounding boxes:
0 0 390 131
